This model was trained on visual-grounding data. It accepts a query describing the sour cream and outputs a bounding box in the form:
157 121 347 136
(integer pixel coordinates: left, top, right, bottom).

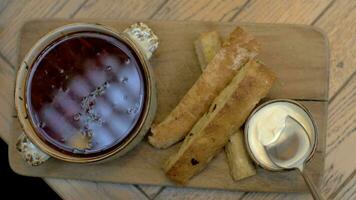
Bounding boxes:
245 100 316 170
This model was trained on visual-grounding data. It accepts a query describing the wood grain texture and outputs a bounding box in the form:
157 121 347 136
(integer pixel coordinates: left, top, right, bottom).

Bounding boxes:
137 185 164 199
73 0 166 19
151 0 248 22
0 57 14 144
314 0 356 98
155 187 245 200
321 74 356 199
332 171 356 200
156 176 330 200
0 0 10 15
235 0 334 24
240 192 312 200
45 179 149 200
314 0 356 199
0 0 86 65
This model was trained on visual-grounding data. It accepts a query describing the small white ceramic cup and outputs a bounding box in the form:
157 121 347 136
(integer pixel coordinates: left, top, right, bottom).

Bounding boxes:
244 99 318 171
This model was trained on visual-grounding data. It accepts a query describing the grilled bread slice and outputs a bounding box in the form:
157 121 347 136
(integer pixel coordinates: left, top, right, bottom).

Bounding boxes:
149 27 259 149
225 129 256 181
194 31 222 70
164 60 276 184
194 31 257 181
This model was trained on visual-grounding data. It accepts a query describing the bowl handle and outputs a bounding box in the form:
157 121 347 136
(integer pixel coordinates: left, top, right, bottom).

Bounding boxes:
16 133 50 166
123 22 159 60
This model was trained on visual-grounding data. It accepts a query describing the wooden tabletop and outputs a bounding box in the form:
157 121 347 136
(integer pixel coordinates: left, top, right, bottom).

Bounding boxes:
0 0 354 199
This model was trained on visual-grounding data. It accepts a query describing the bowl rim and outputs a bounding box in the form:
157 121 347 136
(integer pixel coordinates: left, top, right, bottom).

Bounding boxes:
14 23 153 163
244 99 318 171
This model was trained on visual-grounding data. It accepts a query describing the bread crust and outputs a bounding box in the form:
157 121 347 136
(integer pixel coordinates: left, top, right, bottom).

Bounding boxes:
194 31 222 70
225 130 257 181
194 30 257 182
149 27 260 149
164 60 276 184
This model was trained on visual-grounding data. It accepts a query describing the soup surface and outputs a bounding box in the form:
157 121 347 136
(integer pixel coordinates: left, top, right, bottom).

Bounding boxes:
26 32 146 156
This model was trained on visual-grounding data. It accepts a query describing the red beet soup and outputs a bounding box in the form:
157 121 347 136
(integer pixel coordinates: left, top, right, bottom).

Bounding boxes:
25 32 146 156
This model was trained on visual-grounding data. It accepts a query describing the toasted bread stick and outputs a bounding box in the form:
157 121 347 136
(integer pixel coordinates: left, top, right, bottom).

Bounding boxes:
225 130 256 181
149 27 259 149
194 31 222 70
194 32 257 181
165 60 276 184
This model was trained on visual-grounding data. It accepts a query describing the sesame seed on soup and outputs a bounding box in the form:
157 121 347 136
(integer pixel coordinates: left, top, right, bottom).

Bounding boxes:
26 32 146 156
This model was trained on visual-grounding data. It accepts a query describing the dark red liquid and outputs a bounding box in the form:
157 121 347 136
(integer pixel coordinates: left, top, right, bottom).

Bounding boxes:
26 32 146 156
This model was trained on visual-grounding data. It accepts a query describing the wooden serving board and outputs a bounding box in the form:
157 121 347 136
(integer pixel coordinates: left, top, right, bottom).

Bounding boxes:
9 20 328 192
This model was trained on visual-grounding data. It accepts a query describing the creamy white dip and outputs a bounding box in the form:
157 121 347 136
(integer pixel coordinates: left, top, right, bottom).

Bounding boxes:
246 101 316 170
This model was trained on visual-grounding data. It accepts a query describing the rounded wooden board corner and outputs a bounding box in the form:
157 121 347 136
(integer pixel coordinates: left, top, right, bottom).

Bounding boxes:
10 20 329 193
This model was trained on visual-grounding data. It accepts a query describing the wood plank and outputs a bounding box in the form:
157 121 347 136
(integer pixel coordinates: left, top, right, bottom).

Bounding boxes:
73 0 166 19
151 0 248 22
240 193 312 200
314 0 356 98
321 74 356 198
235 0 333 23
7 21 326 191
332 171 356 200
326 77 355 156
137 185 164 199
155 187 245 200
0 56 14 144
307 0 356 199
155 190 313 200
0 0 10 16
45 179 149 200
0 0 86 65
